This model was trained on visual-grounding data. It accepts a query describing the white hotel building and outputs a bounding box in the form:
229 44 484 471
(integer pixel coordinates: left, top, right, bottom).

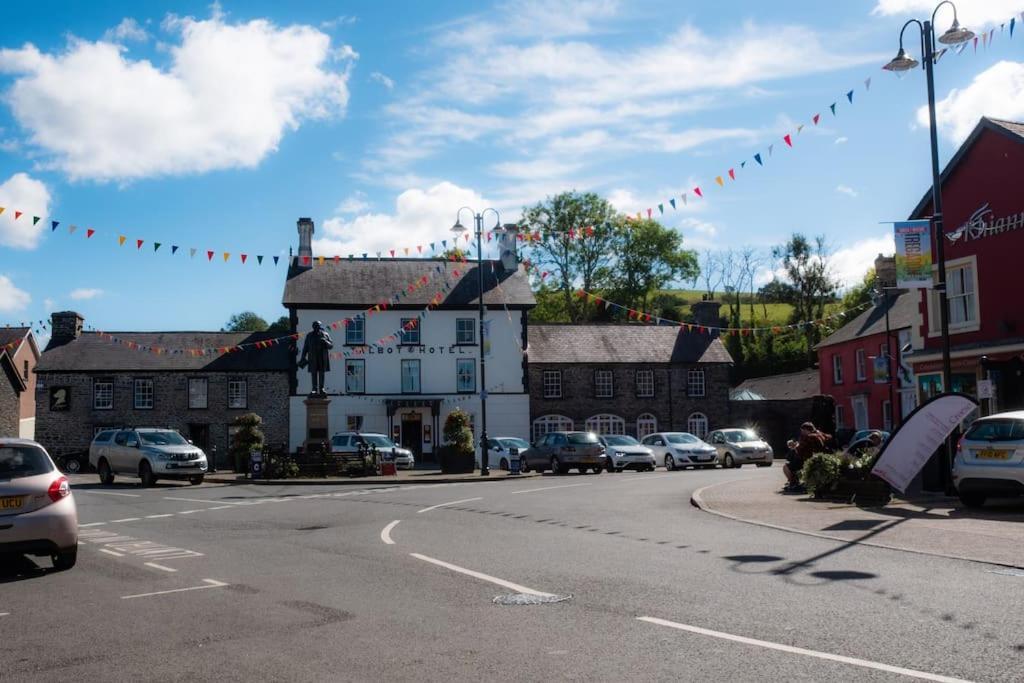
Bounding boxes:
282 218 535 459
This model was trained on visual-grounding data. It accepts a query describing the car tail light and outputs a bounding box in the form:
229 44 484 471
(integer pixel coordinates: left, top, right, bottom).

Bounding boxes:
48 476 70 503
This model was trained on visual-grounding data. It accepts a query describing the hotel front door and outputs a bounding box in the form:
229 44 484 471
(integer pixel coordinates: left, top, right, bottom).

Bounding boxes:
400 414 422 456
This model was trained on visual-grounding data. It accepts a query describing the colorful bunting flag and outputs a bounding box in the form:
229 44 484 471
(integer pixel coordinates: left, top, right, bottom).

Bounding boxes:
86 229 95 239
14 211 22 220
658 204 664 215
669 198 676 210
273 256 280 266
207 251 215 261
172 245 179 254
768 144 774 156
813 113 820 125
646 208 652 219
830 102 837 116
864 77 871 91
693 187 702 198
681 193 687 206
715 176 724 187
51 221 59 232
190 248 197 258
728 168 735 180
241 254 248 264
153 242 161 252
783 134 792 147
754 153 762 166
32 216 40 225
119 235 127 246
796 124 804 134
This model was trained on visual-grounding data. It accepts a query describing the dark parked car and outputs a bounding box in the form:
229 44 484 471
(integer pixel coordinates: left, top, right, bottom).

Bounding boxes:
526 431 607 475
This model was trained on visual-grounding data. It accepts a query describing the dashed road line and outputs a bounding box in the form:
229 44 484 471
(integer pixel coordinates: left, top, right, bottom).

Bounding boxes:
75 490 141 498
163 496 246 506
122 579 228 600
98 548 125 557
417 497 483 514
511 483 591 495
381 520 400 545
144 562 178 573
145 514 174 519
0 612 9 617
410 552 555 597
109 517 141 523
79 522 107 527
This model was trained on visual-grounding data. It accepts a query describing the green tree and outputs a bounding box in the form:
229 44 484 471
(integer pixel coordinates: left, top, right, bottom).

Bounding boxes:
606 218 699 313
443 409 474 455
841 268 878 312
759 279 797 304
772 234 839 364
223 311 269 332
266 316 290 334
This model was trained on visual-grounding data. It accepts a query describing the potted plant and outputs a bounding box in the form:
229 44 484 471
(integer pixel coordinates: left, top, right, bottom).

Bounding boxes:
799 453 843 498
230 413 265 474
835 448 892 505
439 409 475 474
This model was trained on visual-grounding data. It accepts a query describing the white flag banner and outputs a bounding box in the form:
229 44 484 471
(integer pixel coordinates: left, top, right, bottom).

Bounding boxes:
871 393 978 493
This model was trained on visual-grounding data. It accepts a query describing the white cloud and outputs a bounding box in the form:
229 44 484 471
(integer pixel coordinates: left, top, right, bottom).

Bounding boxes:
335 191 371 214
872 1 1024 28
312 181 490 257
0 275 30 312
0 172 51 249
370 71 394 89
0 13 354 181
834 136 849 144
43 297 55 312
831 233 895 288
104 18 149 43
491 158 583 180
321 15 357 30
836 184 859 198
70 288 103 300
920 60 1024 143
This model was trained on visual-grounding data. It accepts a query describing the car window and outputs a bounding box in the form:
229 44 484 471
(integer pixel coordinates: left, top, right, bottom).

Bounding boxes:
93 431 114 443
488 440 500 450
965 419 1024 442
603 435 639 446
332 435 350 448
567 432 599 445
666 433 699 444
0 445 54 479
503 438 530 449
554 434 567 446
114 431 129 446
139 430 188 446
724 430 759 443
361 435 396 448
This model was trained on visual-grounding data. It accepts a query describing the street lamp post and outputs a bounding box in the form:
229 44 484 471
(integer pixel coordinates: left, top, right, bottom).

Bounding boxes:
452 207 502 476
883 0 973 489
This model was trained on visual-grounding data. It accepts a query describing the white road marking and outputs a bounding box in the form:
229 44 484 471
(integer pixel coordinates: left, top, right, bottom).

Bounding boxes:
0 612 9 617
121 579 228 600
75 490 141 498
417 497 483 514
109 517 141 523
205 506 232 510
510 483 591 495
145 514 174 519
98 548 125 557
144 562 178 573
164 496 245 506
381 520 401 545
637 617 973 683
410 553 555 597
177 509 204 514
79 522 107 527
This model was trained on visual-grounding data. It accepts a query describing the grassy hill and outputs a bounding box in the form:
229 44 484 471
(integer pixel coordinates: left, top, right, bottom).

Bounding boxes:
654 289 842 327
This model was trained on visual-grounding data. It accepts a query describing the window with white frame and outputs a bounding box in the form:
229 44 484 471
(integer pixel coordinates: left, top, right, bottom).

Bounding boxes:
400 318 420 345
687 412 709 439
636 369 654 397
345 360 365 394
133 378 154 410
855 349 867 381
585 414 625 435
542 370 562 399
188 378 208 409
595 370 613 398
228 379 247 409
93 380 113 410
457 358 475 393
456 318 475 344
882 400 893 432
401 359 421 394
929 260 978 333
532 414 573 442
835 404 846 430
346 317 365 345
687 369 706 397
832 354 844 384
636 413 657 440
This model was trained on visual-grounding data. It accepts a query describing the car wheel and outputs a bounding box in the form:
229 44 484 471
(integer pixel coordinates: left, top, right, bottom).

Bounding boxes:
500 458 509 471
665 455 675 471
189 475 205 486
578 467 588 474
63 457 82 474
594 466 604 474
958 492 987 508
551 456 563 475
98 458 114 485
139 461 156 488
724 454 735 469
520 459 529 473
52 547 77 571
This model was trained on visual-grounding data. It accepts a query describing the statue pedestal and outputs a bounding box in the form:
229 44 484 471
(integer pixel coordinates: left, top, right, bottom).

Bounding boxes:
303 396 331 452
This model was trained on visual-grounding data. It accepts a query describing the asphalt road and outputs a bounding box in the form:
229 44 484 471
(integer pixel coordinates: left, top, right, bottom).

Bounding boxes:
2 467 1021 682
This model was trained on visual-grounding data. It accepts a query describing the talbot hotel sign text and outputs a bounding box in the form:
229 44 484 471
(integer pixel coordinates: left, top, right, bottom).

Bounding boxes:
351 345 473 355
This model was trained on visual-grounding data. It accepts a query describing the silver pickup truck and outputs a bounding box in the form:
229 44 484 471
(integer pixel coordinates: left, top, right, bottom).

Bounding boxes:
89 428 208 487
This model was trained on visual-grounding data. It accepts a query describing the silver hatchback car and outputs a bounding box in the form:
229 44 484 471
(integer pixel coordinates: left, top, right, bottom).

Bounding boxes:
0 439 78 570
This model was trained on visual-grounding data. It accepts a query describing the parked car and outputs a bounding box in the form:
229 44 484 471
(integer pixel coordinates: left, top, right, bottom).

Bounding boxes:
707 429 774 468
331 432 415 469
527 431 607 474
482 437 532 470
641 432 718 470
599 435 656 472
89 428 208 487
952 411 1024 508
0 438 78 570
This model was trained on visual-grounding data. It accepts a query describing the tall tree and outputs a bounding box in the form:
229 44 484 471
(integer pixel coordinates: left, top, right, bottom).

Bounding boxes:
223 311 269 332
698 249 722 300
607 218 699 312
267 316 291 334
772 234 839 364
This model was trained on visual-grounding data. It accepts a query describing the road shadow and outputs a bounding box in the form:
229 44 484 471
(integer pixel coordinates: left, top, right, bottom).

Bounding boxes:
0 554 53 583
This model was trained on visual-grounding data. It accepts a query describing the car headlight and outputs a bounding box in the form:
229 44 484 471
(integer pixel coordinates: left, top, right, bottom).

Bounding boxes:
613 450 626 458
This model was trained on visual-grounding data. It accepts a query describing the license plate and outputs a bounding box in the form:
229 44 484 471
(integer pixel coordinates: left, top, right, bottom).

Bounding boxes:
976 448 1011 460
0 496 23 510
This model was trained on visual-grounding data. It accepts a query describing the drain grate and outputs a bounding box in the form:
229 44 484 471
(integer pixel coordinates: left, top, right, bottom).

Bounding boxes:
493 593 572 606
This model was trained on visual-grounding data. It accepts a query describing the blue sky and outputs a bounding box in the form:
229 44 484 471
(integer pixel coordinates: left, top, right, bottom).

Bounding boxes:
0 0 1022 337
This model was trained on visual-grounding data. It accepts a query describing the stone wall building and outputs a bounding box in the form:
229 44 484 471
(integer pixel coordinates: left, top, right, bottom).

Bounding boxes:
35 311 290 469
528 302 733 442
0 347 25 438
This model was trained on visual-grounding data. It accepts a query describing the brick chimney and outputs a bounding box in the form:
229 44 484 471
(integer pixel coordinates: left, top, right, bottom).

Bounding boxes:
49 311 84 349
498 223 520 273
874 253 897 290
691 301 722 336
296 217 314 268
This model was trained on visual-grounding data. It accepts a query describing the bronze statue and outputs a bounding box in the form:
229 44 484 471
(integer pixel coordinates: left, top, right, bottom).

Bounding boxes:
298 320 333 396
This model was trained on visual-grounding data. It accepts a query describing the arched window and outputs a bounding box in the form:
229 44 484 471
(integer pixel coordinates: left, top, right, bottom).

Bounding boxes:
687 412 709 440
636 413 657 440
532 415 573 442
585 414 625 435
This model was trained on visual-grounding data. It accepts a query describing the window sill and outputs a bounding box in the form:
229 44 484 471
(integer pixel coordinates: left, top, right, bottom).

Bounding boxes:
927 323 980 337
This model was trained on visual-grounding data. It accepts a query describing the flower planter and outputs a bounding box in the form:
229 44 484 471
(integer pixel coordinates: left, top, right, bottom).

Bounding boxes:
439 448 475 474
833 478 892 505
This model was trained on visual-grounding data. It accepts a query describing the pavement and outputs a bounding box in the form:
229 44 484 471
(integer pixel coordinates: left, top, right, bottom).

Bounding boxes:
203 468 541 486
691 467 1024 569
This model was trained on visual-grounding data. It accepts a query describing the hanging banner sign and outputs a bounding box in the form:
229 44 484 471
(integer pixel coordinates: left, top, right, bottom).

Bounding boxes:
871 393 978 493
873 356 889 384
893 219 933 288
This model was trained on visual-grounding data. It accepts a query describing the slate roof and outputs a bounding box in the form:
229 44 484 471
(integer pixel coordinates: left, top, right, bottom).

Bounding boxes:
529 324 733 364
731 369 819 401
0 350 26 393
283 259 535 308
0 327 30 352
37 332 291 373
816 290 920 350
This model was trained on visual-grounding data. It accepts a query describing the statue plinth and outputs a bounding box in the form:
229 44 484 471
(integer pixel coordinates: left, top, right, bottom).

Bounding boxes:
303 396 331 451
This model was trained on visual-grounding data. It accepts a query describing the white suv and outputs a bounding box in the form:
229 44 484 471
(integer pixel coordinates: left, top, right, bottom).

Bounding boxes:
90 428 208 487
953 411 1024 508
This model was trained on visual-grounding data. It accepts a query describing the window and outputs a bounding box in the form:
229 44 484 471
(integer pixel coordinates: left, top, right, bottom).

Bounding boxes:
542 370 562 399
346 316 365 345
401 359 421 394
585 414 625 435
345 360 365 394
456 318 475 345
457 359 475 393
835 405 846 430
687 369 705 397
595 370 613 398
636 370 654 398
832 354 844 385
93 380 113 410
346 415 363 432
929 260 979 333
532 415 573 442
855 349 866 381
133 379 154 409
852 396 868 430
228 379 247 409
687 412 709 439
882 400 893 432
400 318 420 345
188 378 208 409
637 413 657 440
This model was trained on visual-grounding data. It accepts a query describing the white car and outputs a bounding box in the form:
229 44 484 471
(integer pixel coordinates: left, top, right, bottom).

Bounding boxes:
641 432 719 470
707 429 774 468
482 437 532 470
599 435 656 472
330 432 415 469
90 428 208 487
953 411 1024 508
